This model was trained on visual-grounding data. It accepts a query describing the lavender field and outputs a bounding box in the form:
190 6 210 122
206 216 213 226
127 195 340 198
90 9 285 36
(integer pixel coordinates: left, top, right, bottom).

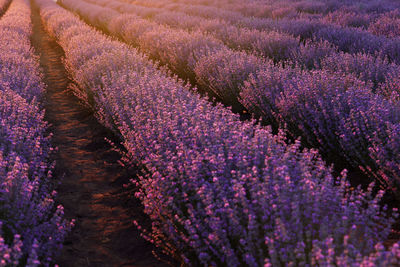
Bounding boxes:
2 0 400 265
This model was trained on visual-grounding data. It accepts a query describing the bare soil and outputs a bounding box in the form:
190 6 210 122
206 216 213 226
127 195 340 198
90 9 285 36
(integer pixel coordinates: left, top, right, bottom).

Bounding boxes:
0 0 11 18
30 3 169 266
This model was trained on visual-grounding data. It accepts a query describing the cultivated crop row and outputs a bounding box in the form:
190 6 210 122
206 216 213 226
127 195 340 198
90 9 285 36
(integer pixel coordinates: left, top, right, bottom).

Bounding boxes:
0 0 71 264
115 0 400 48
83 0 355 72
117 0 400 65
35 0 400 265
121 0 400 23
82 0 400 89
59 0 400 202
122 0 400 20
84 0 304 63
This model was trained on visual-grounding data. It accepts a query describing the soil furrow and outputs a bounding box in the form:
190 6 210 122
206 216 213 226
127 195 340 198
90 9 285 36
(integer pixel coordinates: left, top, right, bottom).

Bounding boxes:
0 0 11 18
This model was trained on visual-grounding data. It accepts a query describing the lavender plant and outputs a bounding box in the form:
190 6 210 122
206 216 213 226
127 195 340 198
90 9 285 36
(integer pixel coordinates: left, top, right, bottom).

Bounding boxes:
320 51 400 89
288 39 337 69
323 8 374 29
194 48 265 109
0 0 72 264
369 13 400 38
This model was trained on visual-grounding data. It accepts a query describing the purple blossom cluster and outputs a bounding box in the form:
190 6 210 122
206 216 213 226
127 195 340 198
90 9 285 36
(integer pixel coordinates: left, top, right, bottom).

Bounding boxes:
368 10 400 38
0 0 72 265
36 0 400 265
288 40 337 70
319 52 400 89
313 26 384 54
293 0 329 15
193 48 265 110
322 8 375 29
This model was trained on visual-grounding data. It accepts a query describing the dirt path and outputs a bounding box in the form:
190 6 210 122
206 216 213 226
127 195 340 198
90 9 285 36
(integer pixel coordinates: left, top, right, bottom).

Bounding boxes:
0 0 11 18
30 3 168 267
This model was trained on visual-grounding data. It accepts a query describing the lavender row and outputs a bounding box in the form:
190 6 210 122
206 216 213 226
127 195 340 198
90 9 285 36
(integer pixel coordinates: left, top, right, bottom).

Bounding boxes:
237 11 400 64
119 0 245 23
131 0 400 19
119 0 297 21
119 0 400 64
0 0 72 265
58 0 400 193
226 1 399 36
83 0 400 89
58 0 224 80
121 0 295 19
225 13 400 64
59 0 253 110
83 0 302 63
120 0 305 21
268 1 400 41
116 0 400 80
123 0 400 32
59 0 329 109
36 0 400 265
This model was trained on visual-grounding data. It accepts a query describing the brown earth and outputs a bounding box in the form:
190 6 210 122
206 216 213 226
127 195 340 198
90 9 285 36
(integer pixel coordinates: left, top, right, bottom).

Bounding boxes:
0 0 11 18
30 2 169 266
